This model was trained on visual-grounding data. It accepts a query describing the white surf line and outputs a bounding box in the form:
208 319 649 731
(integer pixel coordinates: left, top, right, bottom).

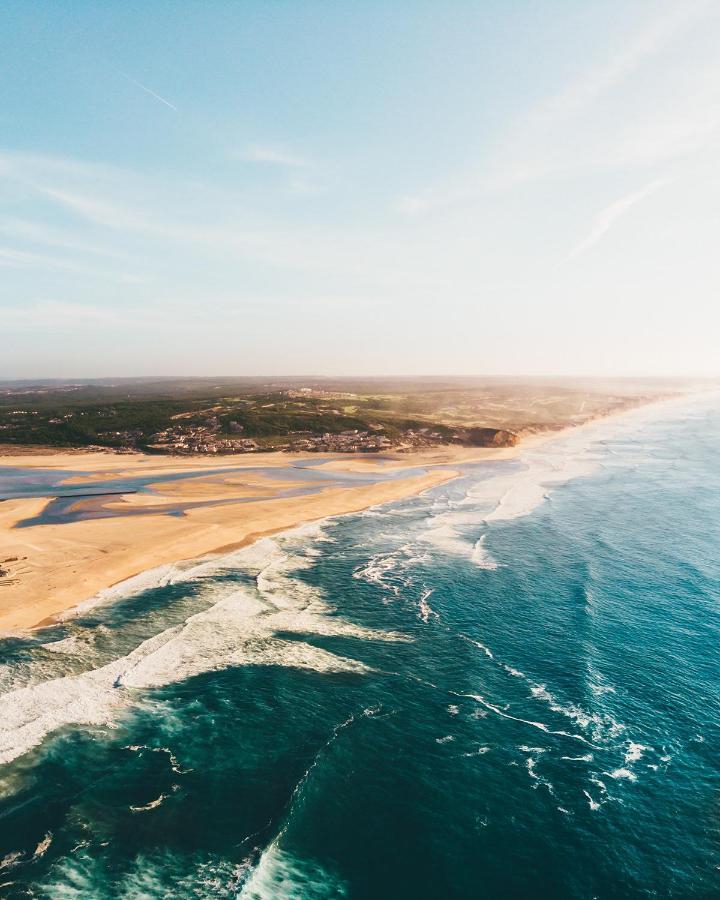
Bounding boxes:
454 630 654 793
458 633 494 658
455 630 626 748
238 706 378 895
378 667 598 748
130 793 170 813
0 524 414 766
0 831 52 876
453 690 598 748
123 744 191 775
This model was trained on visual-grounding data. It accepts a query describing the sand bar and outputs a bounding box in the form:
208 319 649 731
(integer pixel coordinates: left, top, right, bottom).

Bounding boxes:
0 458 460 633
0 399 681 635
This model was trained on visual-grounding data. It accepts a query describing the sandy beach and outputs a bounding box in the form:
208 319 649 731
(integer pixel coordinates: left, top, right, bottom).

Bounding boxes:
1 447 497 633
0 403 673 635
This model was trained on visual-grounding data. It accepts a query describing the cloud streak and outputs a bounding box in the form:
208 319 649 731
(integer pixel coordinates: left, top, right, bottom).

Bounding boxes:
395 2 716 214
237 145 307 168
0 218 128 260
0 243 144 284
561 178 669 265
3 299 158 334
532 1 711 125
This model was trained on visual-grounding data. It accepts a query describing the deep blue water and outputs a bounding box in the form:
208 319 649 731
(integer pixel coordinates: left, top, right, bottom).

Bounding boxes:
0 397 718 898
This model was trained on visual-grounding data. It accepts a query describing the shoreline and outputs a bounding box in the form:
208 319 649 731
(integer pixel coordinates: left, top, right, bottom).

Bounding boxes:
0 397 690 635
0 466 461 635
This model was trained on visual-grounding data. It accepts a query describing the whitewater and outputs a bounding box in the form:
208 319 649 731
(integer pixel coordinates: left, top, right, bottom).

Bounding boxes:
0 394 718 898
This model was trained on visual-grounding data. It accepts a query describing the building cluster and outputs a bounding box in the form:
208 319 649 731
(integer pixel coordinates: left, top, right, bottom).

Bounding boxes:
0 397 504 455
96 429 146 444
144 423 453 455
283 389 358 400
287 427 448 453
287 430 394 452
149 422 261 454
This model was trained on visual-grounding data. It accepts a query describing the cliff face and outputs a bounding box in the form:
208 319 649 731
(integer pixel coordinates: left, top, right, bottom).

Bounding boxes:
458 427 518 448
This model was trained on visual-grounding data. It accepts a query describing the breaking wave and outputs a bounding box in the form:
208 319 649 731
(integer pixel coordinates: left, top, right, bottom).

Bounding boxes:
0 528 406 766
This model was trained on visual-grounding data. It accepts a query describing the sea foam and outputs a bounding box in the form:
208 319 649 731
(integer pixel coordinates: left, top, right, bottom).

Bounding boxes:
0 530 405 766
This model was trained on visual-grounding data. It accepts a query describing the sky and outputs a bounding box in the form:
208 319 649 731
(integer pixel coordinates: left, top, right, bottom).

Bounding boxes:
2 0 720 378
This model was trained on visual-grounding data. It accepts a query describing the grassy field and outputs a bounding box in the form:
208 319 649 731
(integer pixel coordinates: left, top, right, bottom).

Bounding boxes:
0 376 685 453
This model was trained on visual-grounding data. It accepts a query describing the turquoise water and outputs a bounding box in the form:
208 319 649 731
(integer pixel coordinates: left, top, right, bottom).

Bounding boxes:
1 397 718 898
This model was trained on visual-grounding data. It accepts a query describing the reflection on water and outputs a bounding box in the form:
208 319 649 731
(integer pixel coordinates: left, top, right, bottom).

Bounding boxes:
1 459 428 527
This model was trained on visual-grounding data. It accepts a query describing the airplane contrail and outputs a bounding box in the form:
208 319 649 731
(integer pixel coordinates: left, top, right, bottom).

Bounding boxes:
119 71 178 111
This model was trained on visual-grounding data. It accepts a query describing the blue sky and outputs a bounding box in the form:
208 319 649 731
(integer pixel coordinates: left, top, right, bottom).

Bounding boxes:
2 0 719 377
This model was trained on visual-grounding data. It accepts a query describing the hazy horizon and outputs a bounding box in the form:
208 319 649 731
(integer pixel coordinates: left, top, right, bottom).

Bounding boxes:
3 1 720 378
0 373 715 385
1 6 719 885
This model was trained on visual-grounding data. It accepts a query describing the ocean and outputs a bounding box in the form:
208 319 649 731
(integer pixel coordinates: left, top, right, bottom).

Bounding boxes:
1 395 718 898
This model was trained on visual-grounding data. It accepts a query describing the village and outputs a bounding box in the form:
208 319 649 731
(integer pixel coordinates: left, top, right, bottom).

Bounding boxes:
147 416 451 455
1 379 584 457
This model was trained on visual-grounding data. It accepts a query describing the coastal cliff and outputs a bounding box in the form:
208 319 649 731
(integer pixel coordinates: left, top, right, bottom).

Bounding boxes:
458 427 519 448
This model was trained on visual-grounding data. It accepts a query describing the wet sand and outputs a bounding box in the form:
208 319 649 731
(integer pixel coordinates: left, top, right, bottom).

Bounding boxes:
0 405 669 635
0 460 460 634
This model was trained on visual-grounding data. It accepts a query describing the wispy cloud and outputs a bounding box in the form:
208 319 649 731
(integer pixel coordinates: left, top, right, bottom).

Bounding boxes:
237 144 308 168
395 2 716 214
532 1 711 125
2 247 147 288
36 186 140 229
4 299 154 333
0 244 140 282
119 72 178 111
0 149 538 296
561 178 669 265
0 218 127 259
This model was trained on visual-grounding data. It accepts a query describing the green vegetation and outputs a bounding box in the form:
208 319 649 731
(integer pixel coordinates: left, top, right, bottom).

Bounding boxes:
0 387 447 451
0 376 669 453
